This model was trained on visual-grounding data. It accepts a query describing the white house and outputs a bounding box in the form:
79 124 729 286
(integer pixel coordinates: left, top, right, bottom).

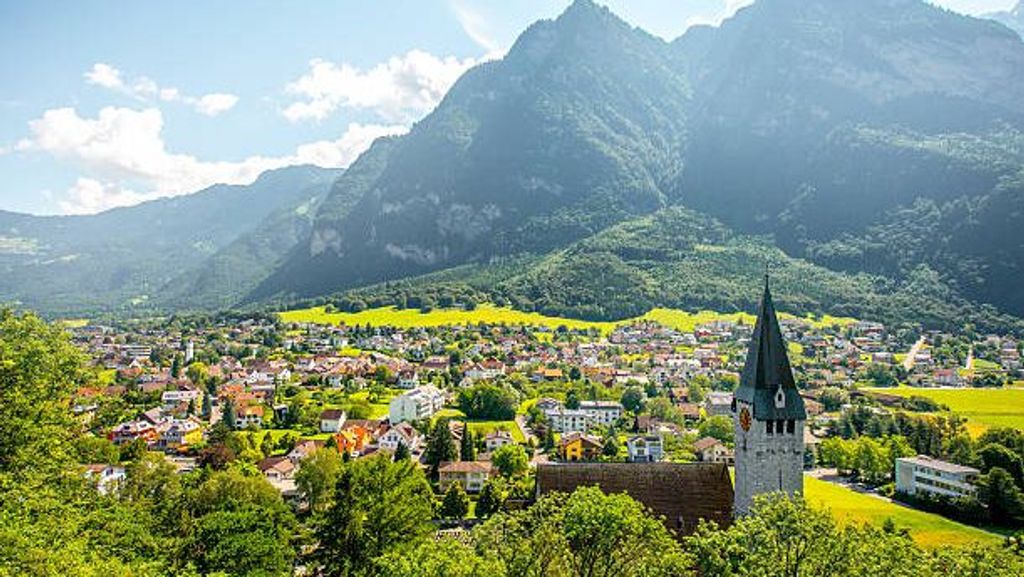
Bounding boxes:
319 409 347 433
378 422 422 452
626 435 664 462
84 464 127 495
545 408 591 433
396 370 420 389
484 430 515 452
388 385 445 423
161 389 201 409
896 455 979 500
579 400 623 426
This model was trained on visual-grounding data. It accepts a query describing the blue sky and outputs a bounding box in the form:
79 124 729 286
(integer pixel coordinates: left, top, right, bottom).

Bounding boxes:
0 0 1015 215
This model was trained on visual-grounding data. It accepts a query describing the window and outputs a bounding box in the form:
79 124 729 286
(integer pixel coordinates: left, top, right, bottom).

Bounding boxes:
786 419 795 434
777 420 785 435
766 420 774 435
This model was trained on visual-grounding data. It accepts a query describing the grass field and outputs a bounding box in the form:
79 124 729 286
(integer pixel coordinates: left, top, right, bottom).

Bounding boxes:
865 386 1024 435
280 304 857 334
464 420 525 443
803 476 1001 548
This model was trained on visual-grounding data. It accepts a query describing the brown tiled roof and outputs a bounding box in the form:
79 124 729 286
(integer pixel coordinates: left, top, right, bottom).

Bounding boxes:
693 437 723 452
439 461 493 474
536 462 733 536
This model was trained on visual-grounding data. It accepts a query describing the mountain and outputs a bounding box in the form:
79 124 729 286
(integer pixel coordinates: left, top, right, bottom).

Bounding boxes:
987 1 1024 37
0 165 340 315
252 0 691 299
250 0 1024 330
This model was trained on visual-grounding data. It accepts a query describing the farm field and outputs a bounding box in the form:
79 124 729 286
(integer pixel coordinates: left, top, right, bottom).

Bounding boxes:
803 476 1001 548
866 386 1024 435
279 304 857 334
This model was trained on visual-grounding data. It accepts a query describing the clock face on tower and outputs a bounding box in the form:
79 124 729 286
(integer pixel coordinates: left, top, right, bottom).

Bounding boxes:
739 407 752 432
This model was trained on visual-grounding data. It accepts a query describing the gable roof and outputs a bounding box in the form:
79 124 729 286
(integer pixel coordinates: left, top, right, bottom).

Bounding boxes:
536 462 733 536
734 277 807 421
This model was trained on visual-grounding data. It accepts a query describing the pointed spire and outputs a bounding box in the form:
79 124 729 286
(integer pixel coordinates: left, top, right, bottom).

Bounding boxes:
735 276 807 420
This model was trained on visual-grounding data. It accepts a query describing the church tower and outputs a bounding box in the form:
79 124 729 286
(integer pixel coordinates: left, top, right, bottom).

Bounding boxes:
733 276 806 516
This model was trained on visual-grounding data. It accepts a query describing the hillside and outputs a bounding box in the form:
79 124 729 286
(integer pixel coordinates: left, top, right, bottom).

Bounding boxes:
0 165 340 314
987 1 1024 37
309 207 1024 333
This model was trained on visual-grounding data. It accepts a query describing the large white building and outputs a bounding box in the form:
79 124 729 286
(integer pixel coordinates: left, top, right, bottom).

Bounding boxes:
545 400 624 434
895 455 979 500
388 385 445 423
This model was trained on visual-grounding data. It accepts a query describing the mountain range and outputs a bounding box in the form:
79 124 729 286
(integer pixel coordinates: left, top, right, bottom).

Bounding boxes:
987 1 1024 37
3 0 1024 333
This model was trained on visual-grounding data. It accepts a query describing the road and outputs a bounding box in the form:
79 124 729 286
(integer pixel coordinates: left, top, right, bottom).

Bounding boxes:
903 336 925 371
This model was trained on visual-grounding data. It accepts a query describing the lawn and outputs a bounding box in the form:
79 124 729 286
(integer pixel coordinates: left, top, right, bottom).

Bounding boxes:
865 386 1024 435
279 304 858 336
464 420 526 443
279 304 619 334
803 476 1001 548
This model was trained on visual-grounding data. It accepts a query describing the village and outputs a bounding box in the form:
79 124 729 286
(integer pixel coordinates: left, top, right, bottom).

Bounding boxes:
70 306 1024 530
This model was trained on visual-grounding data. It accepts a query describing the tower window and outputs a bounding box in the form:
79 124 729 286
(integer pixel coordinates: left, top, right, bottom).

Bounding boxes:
766 421 774 435
786 419 795 434
776 420 785 435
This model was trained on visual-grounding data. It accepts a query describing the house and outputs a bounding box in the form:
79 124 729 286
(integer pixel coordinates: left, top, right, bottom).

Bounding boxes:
319 409 347 433
160 419 203 450
84 464 126 495
258 456 297 482
932 369 964 387
287 439 324 464
536 462 733 536
110 420 159 445
388 385 445 423
438 461 494 493
705 392 734 417
235 405 265 429
333 424 374 456
895 455 979 500
378 422 423 453
484 430 515 452
579 400 623 427
626 435 664 462
693 437 734 465
161 388 201 409
546 408 591 433
558 432 603 462
396 369 420 389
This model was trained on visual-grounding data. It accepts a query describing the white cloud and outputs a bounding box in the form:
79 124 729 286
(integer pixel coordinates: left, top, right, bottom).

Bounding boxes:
18 106 404 214
84 62 239 116
194 93 240 117
451 0 502 55
283 49 482 123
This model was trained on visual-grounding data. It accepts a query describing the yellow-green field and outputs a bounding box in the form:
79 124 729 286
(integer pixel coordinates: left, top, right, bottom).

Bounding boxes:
279 304 619 334
866 386 1024 435
803 476 1000 548
279 304 857 334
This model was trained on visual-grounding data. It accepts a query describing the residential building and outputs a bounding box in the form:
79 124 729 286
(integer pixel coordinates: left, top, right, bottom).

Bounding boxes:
235 405 264 429
626 435 664 462
319 409 347 433
160 419 203 450
378 422 422 452
896 455 979 500
546 408 591 433
705 391 734 417
396 369 420 389
558 432 603 462
484 430 515 452
693 437 734 465
388 385 445 423
579 400 623 427
438 461 494 493
84 464 126 495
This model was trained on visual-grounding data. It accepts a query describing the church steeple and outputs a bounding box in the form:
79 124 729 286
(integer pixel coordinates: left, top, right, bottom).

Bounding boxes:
734 275 806 421
732 276 807 516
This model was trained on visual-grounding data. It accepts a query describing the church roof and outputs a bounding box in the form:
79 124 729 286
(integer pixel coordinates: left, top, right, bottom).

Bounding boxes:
536 462 733 536
734 277 807 421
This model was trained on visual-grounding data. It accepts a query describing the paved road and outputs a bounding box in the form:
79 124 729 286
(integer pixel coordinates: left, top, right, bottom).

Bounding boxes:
903 336 925 371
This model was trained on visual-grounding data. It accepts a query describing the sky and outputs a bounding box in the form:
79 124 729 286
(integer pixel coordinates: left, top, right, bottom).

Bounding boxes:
0 0 1016 215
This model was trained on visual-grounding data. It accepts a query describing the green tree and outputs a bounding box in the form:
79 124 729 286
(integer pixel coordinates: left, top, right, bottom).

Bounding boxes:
492 444 528 478
980 467 1024 526
620 386 645 415
457 384 518 420
425 418 458 478
698 415 734 445
186 361 209 386
476 480 503 519
440 482 470 520
314 454 434 576
295 447 344 513
602 427 620 458
394 440 411 461
460 426 476 461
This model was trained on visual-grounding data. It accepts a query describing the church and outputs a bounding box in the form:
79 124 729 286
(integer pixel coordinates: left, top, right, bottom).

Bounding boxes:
536 277 806 534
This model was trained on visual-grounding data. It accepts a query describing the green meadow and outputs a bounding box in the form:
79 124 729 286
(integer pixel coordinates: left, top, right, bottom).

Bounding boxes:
866 386 1024 435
